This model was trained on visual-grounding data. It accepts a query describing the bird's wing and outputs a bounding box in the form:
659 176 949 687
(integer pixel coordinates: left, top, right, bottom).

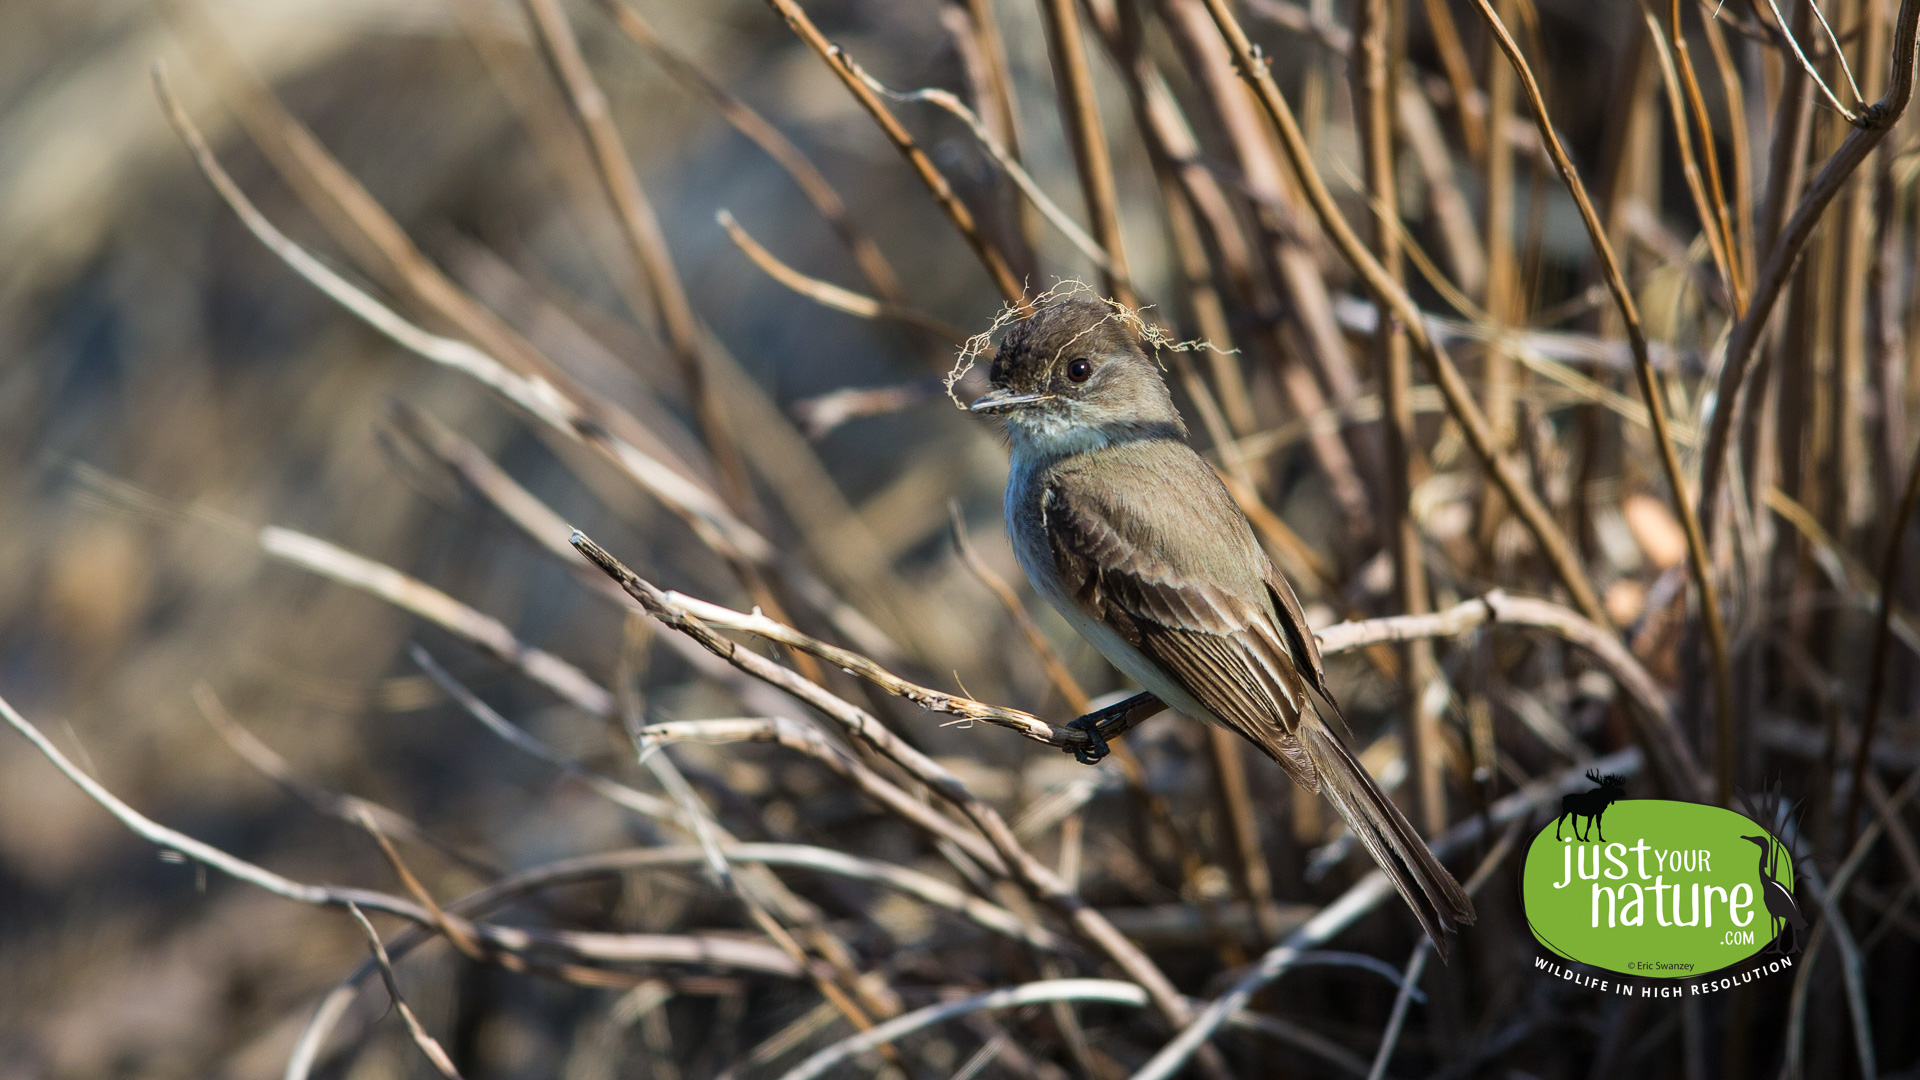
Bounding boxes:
1042 454 1477 952
1041 470 1321 790
1262 560 1340 719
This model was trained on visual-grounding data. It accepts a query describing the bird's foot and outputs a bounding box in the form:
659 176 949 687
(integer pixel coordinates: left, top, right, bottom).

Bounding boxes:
1059 692 1162 766
1067 713 1110 765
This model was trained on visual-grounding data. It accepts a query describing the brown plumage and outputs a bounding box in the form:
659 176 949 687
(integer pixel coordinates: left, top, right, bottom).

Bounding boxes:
972 295 1475 957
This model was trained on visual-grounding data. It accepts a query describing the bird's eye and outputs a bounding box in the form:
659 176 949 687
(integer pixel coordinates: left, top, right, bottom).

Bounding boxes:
1066 357 1094 383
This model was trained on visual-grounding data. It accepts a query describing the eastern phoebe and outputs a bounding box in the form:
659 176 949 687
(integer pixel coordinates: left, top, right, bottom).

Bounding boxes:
972 296 1474 954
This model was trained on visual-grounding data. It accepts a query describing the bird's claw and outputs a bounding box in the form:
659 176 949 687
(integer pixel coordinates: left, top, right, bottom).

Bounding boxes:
1066 714 1110 765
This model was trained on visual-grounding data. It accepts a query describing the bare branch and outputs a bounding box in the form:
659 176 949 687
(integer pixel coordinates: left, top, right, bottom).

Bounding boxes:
759 0 1027 305
716 209 966 343
344 902 466 1080
0 690 806 977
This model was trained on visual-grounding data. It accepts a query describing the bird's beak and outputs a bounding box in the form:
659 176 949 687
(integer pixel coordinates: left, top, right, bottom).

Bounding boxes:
969 388 1048 414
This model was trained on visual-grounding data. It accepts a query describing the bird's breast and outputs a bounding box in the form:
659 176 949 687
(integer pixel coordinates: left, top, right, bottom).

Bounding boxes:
1003 451 1228 730
1003 453 1054 594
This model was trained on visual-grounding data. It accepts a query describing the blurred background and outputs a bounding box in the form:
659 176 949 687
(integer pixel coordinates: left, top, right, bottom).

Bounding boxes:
0 0 1913 1077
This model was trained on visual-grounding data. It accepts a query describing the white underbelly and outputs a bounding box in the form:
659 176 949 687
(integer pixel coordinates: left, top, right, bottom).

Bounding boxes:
1005 458 1225 728
1045 585 1229 731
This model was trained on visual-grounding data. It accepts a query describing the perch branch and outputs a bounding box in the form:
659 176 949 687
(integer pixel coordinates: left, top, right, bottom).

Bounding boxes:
621 572 1701 792
570 530 1209 1044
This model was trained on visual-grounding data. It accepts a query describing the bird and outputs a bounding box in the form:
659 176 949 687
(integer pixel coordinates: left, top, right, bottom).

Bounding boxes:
1741 834 1806 954
970 294 1475 956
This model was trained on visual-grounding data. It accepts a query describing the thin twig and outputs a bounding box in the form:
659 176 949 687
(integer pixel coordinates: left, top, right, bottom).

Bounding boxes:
1642 1 1740 307
1129 766 1570 1080
1366 816 1525 1079
1767 487 1920 655
343 902 466 1080
716 210 966 343
1668 0 1747 304
519 0 754 511
760 0 1026 304
407 645 675 818
853 70 1115 276
1469 0 1734 802
353 808 485 962
1039 0 1136 305
1192 0 1611 627
191 683 501 877
260 526 613 715
1697 0 1920 536
1366 943 1431 1080
1846 433 1920 847
1697 10 1754 285
599 0 906 303
1760 0 1864 120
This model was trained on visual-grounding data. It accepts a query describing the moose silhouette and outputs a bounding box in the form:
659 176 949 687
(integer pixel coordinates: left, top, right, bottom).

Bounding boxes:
1555 770 1627 842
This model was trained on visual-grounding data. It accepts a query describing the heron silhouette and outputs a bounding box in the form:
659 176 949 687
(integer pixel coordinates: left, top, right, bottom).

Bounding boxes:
1742 834 1806 954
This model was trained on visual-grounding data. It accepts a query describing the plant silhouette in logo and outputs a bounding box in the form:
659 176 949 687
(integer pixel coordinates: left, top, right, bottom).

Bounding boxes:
1554 769 1626 842
1735 779 1807 956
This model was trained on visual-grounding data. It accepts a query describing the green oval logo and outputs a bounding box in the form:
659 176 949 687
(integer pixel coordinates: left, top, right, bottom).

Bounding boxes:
1522 797 1800 978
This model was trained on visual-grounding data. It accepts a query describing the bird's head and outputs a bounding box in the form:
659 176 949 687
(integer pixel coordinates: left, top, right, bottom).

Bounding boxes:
1741 834 1771 850
969 296 1184 455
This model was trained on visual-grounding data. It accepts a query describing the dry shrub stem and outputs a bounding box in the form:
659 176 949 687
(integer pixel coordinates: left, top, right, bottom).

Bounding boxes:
1846 433 1920 847
567 530 1212 1044
1353 0 1444 834
716 209 967 343
192 684 502 878
1193 0 1610 629
343 903 466 1080
20 0 1920 1071
1130 750 1635 1080
518 0 754 512
1039 0 1136 307
1698 0 1920 537
760 0 1027 305
599 0 907 304
1465 0 1734 802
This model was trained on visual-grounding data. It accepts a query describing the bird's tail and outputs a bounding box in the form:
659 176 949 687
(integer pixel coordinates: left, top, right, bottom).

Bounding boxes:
1297 718 1476 959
